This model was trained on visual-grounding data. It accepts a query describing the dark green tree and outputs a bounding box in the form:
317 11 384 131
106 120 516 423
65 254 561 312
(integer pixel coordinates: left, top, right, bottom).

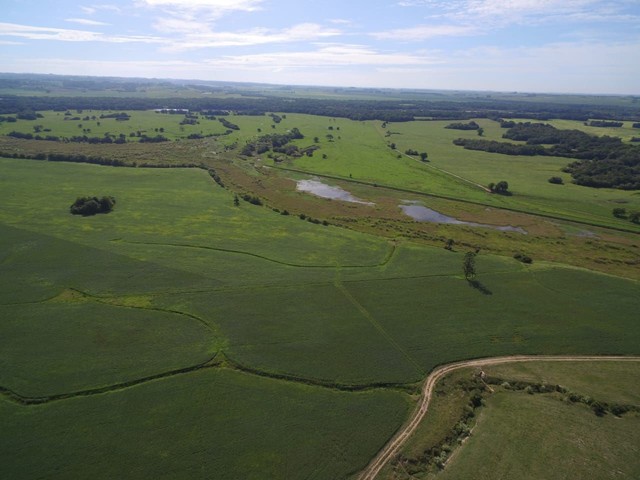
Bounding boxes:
489 180 510 195
612 207 627 218
463 251 477 280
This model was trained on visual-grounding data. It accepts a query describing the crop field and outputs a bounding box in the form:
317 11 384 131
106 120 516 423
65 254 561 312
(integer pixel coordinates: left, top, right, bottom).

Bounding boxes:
1 153 639 478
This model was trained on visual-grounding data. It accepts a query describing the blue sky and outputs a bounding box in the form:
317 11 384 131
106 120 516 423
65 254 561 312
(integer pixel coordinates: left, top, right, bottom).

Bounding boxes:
1 0 639 94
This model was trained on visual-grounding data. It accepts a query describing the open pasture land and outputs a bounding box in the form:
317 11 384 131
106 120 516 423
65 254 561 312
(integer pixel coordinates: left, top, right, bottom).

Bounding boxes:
384 361 640 480
435 362 640 480
369 118 640 229
3 110 640 233
1 158 639 478
0 109 230 141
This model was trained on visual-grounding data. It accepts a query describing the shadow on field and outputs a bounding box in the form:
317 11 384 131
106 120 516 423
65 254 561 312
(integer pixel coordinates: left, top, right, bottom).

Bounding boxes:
468 279 493 295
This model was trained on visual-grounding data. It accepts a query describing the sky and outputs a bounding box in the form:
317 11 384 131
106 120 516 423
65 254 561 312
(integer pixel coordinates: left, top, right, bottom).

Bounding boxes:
1 0 639 94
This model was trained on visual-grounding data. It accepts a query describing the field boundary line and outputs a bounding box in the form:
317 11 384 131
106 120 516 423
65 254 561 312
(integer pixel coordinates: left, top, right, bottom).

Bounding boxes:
358 354 640 480
334 282 424 376
396 149 492 193
116 239 395 269
0 353 220 406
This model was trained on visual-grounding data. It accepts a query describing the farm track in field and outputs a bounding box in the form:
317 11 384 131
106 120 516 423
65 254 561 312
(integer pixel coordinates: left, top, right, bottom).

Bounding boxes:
358 355 640 480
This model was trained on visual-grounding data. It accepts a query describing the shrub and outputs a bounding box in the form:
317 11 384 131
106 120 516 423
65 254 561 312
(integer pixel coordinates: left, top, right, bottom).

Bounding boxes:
612 207 627 218
70 196 116 216
548 176 564 184
514 252 533 264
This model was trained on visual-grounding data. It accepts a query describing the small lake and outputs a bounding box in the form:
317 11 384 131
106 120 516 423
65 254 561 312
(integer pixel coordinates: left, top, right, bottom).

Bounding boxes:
297 179 374 205
400 204 527 234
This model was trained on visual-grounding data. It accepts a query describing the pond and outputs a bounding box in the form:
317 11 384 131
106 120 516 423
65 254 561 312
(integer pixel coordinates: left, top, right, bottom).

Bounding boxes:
400 204 527 234
296 179 374 205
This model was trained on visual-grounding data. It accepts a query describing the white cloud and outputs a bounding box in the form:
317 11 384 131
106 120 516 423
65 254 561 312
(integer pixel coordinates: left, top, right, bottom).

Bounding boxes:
137 0 264 18
65 18 111 26
397 0 637 27
204 44 441 68
0 22 164 44
373 24 477 41
80 4 123 15
160 23 343 50
3 38 637 93
140 0 262 8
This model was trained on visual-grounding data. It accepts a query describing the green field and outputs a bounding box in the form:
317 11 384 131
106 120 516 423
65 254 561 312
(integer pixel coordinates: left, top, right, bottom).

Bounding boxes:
436 362 640 480
3 110 640 234
383 361 640 480
1 155 639 478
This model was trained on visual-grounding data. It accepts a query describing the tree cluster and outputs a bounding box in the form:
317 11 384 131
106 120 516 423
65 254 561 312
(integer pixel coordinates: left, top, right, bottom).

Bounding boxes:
444 121 480 130
454 122 640 190
70 196 116 216
453 138 545 156
99 112 130 121
488 181 510 195
218 117 240 130
587 120 623 127
241 128 304 157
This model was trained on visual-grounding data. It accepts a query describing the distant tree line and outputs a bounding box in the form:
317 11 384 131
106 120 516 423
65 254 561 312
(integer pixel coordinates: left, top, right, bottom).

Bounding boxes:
453 122 640 189
587 120 623 127
99 112 130 120
445 121 479 130
3 95 640 123
7 130 168 144
218 117 240 130
453 138 546 156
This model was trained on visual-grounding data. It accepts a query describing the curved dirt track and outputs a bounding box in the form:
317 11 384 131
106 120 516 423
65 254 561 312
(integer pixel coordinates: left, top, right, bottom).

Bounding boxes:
358 355 640 480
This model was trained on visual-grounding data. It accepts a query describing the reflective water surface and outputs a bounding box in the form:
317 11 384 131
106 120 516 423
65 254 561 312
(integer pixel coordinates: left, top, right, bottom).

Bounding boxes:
400 204 527 234
296 179 374 205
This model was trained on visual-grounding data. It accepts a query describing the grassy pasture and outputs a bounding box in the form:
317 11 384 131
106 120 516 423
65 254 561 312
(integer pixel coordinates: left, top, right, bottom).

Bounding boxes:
482 361 640 405
511 118 640 143
3 111 640 233
377 119 640 229
437 385 640 480
0 109 230 141
385 361 640 480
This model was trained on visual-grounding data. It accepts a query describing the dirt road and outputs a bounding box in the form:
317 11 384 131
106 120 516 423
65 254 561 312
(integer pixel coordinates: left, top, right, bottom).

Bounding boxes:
358 355 640 480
